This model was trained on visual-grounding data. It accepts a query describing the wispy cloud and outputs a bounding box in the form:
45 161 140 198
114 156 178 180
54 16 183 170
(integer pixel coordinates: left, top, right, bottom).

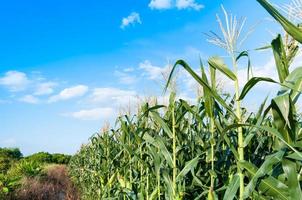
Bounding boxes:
0 71 30 92
149 0 173 9
139 60 170 80
65 107 114 121
88 87 138 106
149 0 203 10
65 87 140 121
114 68 138 84
34 82 57 96
120 12 142 29
176 0 204 10
48 85 89 103
19 95 40 104
0 70 59 104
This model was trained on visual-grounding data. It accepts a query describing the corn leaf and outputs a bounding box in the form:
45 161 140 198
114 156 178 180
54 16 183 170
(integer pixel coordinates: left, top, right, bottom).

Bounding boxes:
257 0 302 43
208 56 237 81
223 174 240 200
271 34 289 83
166 59 238 120
282 159 302 200
239 161 289 200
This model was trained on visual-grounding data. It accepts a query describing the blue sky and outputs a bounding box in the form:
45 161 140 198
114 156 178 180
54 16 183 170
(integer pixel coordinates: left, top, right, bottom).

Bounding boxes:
0 0 300 155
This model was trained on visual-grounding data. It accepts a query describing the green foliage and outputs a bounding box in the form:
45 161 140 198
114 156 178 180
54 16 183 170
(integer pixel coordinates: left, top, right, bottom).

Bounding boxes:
0 148 71 198
25 152 53 163
51 153 72 164
25 152 71 164
0 148 22 174
0 148 22 160
9 160 44 178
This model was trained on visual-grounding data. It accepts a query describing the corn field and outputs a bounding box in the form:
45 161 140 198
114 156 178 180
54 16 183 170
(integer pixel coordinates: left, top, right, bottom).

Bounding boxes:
69 1 302 199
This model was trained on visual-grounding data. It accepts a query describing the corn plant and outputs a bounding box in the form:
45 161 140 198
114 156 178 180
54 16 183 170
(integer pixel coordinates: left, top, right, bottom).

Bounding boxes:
69 1 302 199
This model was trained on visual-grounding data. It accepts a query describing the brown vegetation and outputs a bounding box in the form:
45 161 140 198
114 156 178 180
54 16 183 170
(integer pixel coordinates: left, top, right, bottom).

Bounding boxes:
12 165 79 200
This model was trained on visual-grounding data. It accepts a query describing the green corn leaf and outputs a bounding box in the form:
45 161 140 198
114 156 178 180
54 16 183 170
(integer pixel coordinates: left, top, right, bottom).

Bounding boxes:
286 152 302 161
239 77 278 100
150 111 173 138
255 44 272 51
223 174 240 200
155 136 173 168
180 100 204 123
201 61 214 119
163 171 174 199
210 63 216 89
236 51 252 81
282 159 302 200
208 56 237 81
239 75 301 100
271 34 289 83
282 67 302 103
165 59 238 120
243 133 255 148
143 133 173 168
223 123 302 159
243 150 285 198
257 0 302 43
239 161 289 200
117 174 131 189
271 94 295 143
176 155 200 182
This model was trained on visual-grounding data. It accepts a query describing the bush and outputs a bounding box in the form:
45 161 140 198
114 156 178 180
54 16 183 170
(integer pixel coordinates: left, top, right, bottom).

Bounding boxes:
0 148 22 174
25 152 52 163
25 152 72 165
51 153 71 164
9 160 44 178
0 148 22 160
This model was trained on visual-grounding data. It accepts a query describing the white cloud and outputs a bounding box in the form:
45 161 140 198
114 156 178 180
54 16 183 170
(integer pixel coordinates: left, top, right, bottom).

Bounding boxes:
139 60 170 80
48 85 88 103
149 0 173 9
19 95 40 104
89 87 138 106
120 12 142 29
149 0 203 10
124 67 135 72
176 0 204 10
114 68 137 84
34 82 57 96
65 87 140 121
0 71 30 92
67 107 114 121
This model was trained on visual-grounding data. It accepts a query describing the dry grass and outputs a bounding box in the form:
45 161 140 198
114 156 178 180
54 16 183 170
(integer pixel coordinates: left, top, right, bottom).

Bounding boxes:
12 165 79 200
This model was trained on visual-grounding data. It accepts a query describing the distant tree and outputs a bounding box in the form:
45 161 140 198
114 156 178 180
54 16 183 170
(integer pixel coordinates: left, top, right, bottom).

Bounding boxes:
0 148 22 173
25 152 52 163
25 152 71 164
0 148 22 160
51 153 71 164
